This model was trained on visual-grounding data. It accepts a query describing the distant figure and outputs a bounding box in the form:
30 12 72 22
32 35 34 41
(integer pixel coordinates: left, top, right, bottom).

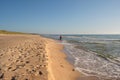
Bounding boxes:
59 35 62 40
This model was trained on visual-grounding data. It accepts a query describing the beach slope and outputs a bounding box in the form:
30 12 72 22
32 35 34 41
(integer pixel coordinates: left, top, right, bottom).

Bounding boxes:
45 38 82 80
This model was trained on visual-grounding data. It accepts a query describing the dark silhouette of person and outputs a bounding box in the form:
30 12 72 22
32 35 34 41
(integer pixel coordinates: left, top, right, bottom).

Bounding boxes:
59 35 62 40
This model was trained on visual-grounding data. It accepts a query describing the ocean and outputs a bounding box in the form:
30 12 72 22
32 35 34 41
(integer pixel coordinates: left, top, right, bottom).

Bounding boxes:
43 34 120 80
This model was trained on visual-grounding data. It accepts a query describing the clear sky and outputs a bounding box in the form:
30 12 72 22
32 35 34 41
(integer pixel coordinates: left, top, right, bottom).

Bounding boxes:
0 0 120 34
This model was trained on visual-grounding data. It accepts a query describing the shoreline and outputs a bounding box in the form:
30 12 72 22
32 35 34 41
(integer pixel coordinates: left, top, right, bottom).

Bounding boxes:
44 37 102 80
44 38 82 80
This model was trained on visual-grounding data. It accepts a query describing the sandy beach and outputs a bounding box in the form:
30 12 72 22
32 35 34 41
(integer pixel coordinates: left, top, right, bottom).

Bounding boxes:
0 34 102 80
0 34 82 80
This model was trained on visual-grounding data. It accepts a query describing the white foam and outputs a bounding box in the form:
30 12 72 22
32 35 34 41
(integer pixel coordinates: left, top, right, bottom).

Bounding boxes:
74 57 79 65
64 42 120 79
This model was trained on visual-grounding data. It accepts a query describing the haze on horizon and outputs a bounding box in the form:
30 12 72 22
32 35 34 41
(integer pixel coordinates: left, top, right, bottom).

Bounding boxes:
0 0 120 34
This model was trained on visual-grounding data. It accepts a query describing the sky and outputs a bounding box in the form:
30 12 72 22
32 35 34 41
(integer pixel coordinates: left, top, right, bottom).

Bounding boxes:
0 0 120 34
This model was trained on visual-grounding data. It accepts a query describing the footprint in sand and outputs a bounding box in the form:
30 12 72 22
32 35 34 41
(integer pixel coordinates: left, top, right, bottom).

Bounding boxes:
39 71 43 75
0 54 3 56
11 76 17 80
0 73 4 79
26 61 30 64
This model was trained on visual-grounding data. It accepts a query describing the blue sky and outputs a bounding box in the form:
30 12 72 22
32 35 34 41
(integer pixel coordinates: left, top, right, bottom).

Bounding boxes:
0 0 120 34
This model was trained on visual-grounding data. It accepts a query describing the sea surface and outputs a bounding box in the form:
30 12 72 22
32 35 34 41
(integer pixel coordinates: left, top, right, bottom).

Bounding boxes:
43 34 120 80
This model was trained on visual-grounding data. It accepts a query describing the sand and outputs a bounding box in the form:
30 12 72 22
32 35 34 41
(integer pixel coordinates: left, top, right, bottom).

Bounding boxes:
0 34 100 80
0 34 48 80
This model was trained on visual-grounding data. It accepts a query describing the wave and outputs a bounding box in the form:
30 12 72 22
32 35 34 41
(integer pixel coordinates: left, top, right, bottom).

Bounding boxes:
63 41 120 79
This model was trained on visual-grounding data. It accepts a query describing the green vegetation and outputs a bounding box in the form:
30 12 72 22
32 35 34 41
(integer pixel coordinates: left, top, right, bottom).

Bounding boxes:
0 30 26 34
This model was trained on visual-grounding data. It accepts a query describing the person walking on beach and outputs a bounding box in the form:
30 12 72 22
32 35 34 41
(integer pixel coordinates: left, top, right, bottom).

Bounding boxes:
59 35 62 40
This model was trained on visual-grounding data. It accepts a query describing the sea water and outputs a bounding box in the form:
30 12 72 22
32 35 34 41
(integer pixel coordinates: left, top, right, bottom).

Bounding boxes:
43 34 120 80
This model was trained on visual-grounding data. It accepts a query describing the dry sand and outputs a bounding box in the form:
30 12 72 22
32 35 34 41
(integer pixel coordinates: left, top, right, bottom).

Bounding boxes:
0 34 48 80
